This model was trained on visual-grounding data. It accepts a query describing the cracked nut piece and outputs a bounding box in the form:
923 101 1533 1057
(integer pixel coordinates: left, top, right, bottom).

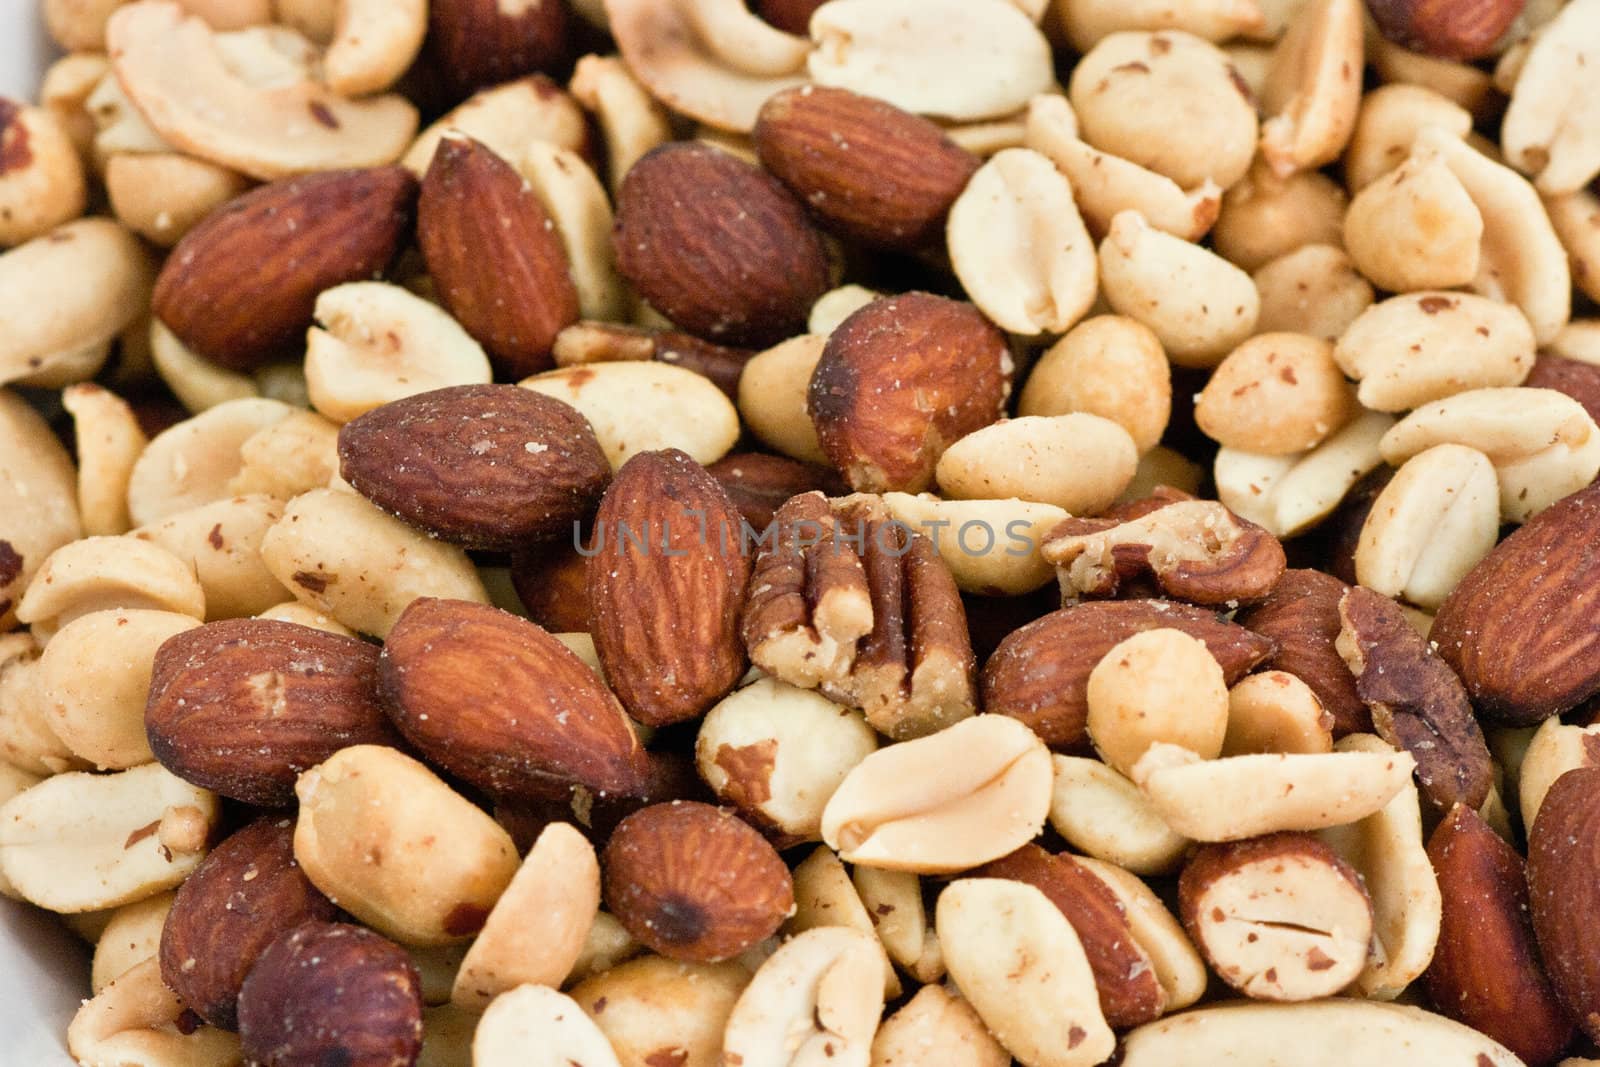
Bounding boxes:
872 984 1008 1067
937 877 1115 1067
1212 162 1348 275
1180 832 1374 1001
1519 717 1600 829
809 293 1012 494
569 955 747 1067
1259 0 1363 177
1501 0 1600 195
787 845 902 999
879 493 1066 596
61 383 144 538
1195 333 1355 455
14 535 205 642
819 714 1052 874
475 983 621 1067
1342 140 1483 293
1048 755 1190 876
403 74 589 177
0 389 80 629
936 413 1138 516
1224 671 1334 757
1087 628 1229 777
722 925 885 1067
0 99 87 247
1018 314 1172 456
1528 766 1600 1044
67 957 242 1067
133 495 293 620
127 397 293 527
602 800 794 963
1253 243 1375 342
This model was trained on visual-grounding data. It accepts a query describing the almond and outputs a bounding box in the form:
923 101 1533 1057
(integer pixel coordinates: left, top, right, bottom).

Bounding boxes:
1527 353 1600 428
509 540 592 634
613 142 830 348
981 600 1276 749
337 384 610 551
601 800 794 963
427 0 569 99
753 85 980 250
1426 804 1575 1066
808 293 1013 493
378 597 651 800
160 818 338 1031
1237 569 1371 738
1366 0 1524 61
1432 483 1600 724
1528 766 1600 1043
152 167 416 371
587 449 751 727
705 451 846 531
145 618 399 807
418 133 579 378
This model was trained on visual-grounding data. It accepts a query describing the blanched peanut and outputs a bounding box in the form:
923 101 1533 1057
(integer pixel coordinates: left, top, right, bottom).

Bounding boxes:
1087 629 1229 777
15 536 206 641
1214 408 1393 539
1253 244 1374 342
738 334 829 465
148 318 258 414
1195 333 1354 455
61 383 146 538
880 493 1067 596
0 762 41 899
1223 671 1334 756
0 388 84 629
0 101 87 247
1344 142 1483 293
569 55 673 193
809 286 880 337
788 846 901 998
1259 0 1363 177
0 634 82 777
1119 445 1206 503
90 890 174 995
1212 163 1348 273
1500 0 1600 196
104 151 250 248
1054 0 1267 52
852 866 941 984
474 984 623 1067
67 957 241 1067
934 413 1137 515
125 397 293 527
135 495 292 619
871 984 1007 1067
1518 717 1600 828
1076 856 1209 1012
522 362 741 469
520 141 631 324
1049 755 1190 876
570 955 750 1067
1344 83 1473 195
1547 186 1600 305
1018 315 1171 454
722 926 886 1067
226 410 341 501
255 601 356 637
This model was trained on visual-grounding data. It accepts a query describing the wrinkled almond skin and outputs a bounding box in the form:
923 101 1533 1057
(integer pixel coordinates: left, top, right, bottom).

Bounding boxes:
1427 804 1574 1066
1366 0 1525 61
981 600 1276 749
1529 766 1600 1044
427 0 569 99
237 921 423 1067
978 844 1165 1029
145 619 399 806
809 293 1012 494
588 449 751 727
379 597 652 800
754 85 980 250
418 135 579 378
153 167 416 371
1433 483 1600 725
613 142 831 348
338 384 610 550
706 451 847 531
1237 569 1371 738
160 818 338 1032
602 800 794 963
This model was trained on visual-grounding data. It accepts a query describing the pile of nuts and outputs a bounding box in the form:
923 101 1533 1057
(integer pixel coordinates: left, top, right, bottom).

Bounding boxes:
5 0 1600 1064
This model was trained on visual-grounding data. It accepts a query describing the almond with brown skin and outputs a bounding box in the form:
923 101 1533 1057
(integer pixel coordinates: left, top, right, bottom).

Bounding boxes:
338 384 610 550
1426 804 1574 1066
510 539 592 634
145 618 399 806
1527 354 1600 428
754 86 981 250
978 844 1166 1029
418 133 579 378
613 142 831 348
379 597 651 800
981 600 1275 749
238 921 422 1067
1529 766 1600 1043
1433 482 1600 725
706 451 847 531
602 800 794 963
427 0 569 100
1237 569 1371 738
587 449 751 727
1366 0 1524 61
160 818 339 1031
809 293 1013 494
755 0 828 33
152 167 416 371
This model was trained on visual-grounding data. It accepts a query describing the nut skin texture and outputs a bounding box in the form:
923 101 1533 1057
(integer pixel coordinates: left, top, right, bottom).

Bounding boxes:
1527 354 1600 433
152 167 416 372
1433 483 1600 725
379 597 652 800
601 800 794 963
338 384 610 551
754 85 980 250
426 0 569 100
809 293 1012 494
981 601 1276 749
237 921 423 1067
1529 767 1600 1044
418 135 579 379
145 619 400 807
159 818 338 1032
588 449 752 727
1427 804 1574 1067
1366 0 1525 61
1237 569 1372 738
510 540 592 634
706 451 847 531
613 142 831 348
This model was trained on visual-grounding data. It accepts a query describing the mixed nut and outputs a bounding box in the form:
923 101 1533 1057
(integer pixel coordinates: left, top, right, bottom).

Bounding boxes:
5 0 1600 1065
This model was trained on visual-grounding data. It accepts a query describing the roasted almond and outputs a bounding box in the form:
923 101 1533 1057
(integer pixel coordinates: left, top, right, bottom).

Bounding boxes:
1365 0 1524 61
418 133 579 379
705 451 846 531
1529 766 1600 1044
754 85 980 250
808 293 1013 494
587 449 751 727
145 618 399 807
613 141 830 348
338 384 610 551
1237 569 1372 738
509 540 592 634
379 597 652 800
1527 353 1600 428
427 0 569 99
152 167 416 371
1433 483 1600 725
160 818 338 1031
981 600 1276 749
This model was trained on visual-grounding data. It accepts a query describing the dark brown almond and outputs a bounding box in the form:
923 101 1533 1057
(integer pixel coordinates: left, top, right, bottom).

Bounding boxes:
981 600 1275 749
237 921 422 1067
379 597 651 800
1366 0 1525 61
152 167 415 371
510 538 593 634
706 452 847 536
427 0 568 99
1529 766 1600 1043
809 293 1012 494
754 85 980 250
1527 353 1600 429
613 142 830 347
601 800 793 963
588 449 751 727
1433 483 1600 724
145 619 399 806
160 818 339 1031
1236 569 1371 737
1426 804 1574 1066
755 0 828 33
338 384 610 550
418 133 579 378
